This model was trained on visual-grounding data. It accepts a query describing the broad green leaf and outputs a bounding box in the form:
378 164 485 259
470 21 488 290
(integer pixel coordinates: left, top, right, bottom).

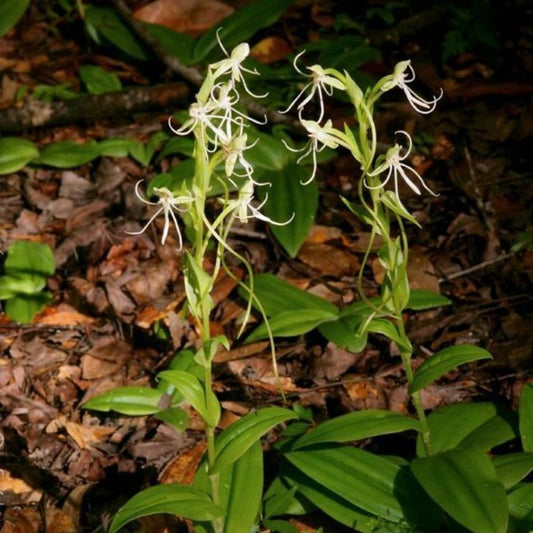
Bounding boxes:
192 442 264 533
157 370 220 428
192 0 292 63
244 273 338 316
406 289 452 310
264 477 310 519
37 141 101 168
410 345 493 393
246 130 292 171
85 7 149 61
281 461 376 532
156 136 195 160
0 137 39 174
411 449 508 533
98 138 138 158
79 65 121 95
246 309 338 342
508 483 533 526
5 292 52 323
367 317 411 351
211 407 297 474
492 453 533 490
258 163 319 257
144 22 195 65
5 240 55 278
223 440 263 533
318 316 369 353
262 519 299 533
418 402 518 457
0 0 29 37
0 273 45 296
154 407 189 432
286 447 407 522
519 383 533 451
83 386 164 415
293 410 422 449
108 484 223 533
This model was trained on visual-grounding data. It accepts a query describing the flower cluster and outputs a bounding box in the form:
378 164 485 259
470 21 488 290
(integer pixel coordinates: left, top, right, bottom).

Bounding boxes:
284 54 442 206
130 33 287 248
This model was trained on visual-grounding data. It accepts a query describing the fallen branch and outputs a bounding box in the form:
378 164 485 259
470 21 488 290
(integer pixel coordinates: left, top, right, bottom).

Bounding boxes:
0 83 189 134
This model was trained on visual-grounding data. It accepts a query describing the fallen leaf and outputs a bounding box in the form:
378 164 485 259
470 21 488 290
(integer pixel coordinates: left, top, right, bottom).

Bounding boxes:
297 242 359 277
250 36 293 64
133 0 234 37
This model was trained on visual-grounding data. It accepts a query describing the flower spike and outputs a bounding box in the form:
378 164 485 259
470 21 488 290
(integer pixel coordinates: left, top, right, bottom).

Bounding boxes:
126 180 194 248
365 130 438 203
382 60 443 114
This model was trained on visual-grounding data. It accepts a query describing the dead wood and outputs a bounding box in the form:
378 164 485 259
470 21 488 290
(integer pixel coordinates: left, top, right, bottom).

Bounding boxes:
0 82 189 134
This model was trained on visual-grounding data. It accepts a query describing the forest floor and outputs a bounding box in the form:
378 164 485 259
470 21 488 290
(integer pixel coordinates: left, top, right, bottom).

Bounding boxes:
0 1 532 532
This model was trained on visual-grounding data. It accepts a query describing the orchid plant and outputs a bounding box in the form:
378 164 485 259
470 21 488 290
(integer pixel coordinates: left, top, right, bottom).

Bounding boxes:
83 38 533 533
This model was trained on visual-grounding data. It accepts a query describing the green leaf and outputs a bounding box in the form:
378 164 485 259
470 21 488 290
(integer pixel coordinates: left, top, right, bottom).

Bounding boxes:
85 7 149 60
258 163 318 257
5 292 52 323
5 241 55 278
154 407 189 432
418 402 518 457
0 137 39 174
508 483 533 526
82 387 164 415
246 129 293 171
293 410 422 449
143 22 195 65
264 477 310 519
108 484 223 533
367 317 411 351
157 370 220 428
410 345 493 393
493 453 533 490
37 141 101 168
211 407 297 474
411 449 509 533
192 0 292 63
519 383 533 452
79 65 122 95
0 0 29 37
246 309 338 342
406 289 452 310
262 519 300 533
98 138 138 158
281 462 377 531
318 316 369 353
244 273 338 316
286 446 404 522
223 440 263 533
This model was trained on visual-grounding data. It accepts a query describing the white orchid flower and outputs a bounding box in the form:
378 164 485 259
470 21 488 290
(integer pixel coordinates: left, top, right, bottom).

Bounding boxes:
222 181 293 226
281 51 346 122
381 60 443 114
210 82 267 140
365 131 438 203
168 101 230 148
284 119 350 184
126 180 194 248
221 131 264 186
209 30 267 98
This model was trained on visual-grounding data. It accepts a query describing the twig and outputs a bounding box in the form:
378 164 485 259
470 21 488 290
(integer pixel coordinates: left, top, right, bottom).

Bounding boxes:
438 252 515 282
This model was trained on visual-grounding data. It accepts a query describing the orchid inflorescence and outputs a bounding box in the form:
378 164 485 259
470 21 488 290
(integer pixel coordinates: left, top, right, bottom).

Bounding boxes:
129 33 289 249
283 54 442 207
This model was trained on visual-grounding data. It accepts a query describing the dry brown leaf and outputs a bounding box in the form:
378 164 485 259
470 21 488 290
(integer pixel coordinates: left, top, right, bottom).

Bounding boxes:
133 0 234 36
250 36 292 64
297 242 359 277
0 469 36 495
